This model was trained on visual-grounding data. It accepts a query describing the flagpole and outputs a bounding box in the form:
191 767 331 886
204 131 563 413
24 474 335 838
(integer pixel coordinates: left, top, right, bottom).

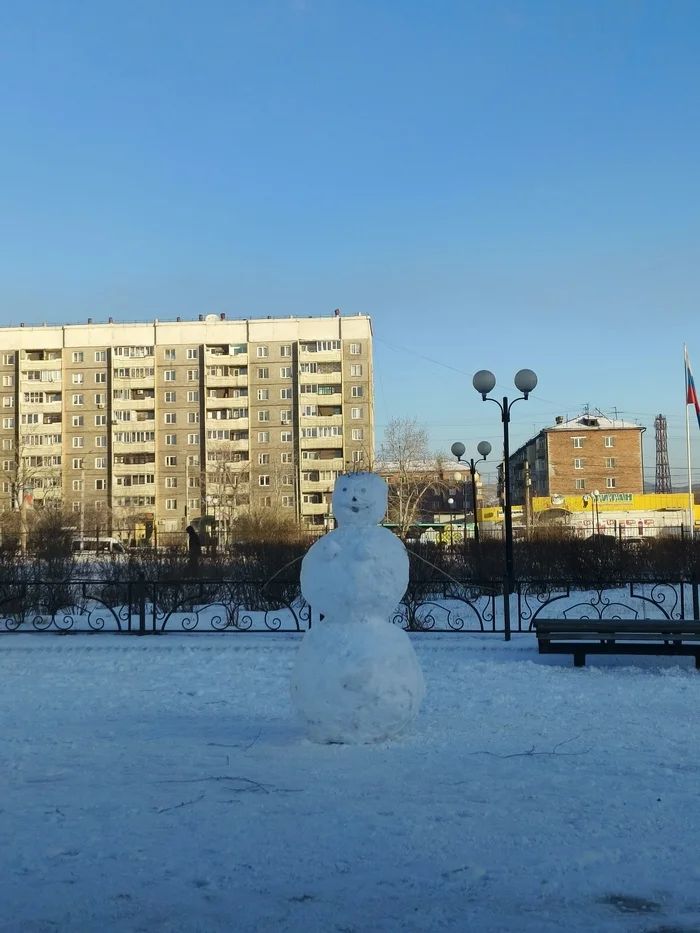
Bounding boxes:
685 344 694 537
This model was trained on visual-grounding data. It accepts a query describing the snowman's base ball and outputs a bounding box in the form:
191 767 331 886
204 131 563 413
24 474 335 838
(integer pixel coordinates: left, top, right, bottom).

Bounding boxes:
291 619 425 744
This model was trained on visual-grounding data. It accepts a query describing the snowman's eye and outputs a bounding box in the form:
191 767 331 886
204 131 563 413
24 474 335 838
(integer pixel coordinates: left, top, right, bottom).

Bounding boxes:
361 488 366 493
342 487 347 492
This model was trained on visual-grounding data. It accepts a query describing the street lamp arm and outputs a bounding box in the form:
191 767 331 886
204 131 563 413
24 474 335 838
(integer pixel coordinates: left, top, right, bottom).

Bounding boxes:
506 394 530 418
482 396 506 419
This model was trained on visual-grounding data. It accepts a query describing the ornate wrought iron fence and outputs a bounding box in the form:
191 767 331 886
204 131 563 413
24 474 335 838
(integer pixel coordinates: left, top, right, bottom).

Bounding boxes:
0 577 697 634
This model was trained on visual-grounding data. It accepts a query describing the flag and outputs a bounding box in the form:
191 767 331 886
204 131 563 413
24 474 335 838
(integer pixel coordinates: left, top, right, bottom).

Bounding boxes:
686 349 700 429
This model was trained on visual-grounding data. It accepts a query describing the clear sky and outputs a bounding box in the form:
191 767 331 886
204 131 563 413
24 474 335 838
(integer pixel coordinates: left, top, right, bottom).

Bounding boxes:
1 0 699 487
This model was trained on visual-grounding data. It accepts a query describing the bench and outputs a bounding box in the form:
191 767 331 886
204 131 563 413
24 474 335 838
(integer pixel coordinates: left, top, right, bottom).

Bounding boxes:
535 620 700 668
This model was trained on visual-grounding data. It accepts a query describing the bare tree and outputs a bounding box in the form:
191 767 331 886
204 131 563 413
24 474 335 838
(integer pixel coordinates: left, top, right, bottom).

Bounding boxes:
1 442 62 552
377 417 445 539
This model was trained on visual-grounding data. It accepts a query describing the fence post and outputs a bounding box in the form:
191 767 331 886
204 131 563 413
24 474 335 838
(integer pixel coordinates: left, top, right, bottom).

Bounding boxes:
693 579 699 622
137 573 146 635
503 577 511 642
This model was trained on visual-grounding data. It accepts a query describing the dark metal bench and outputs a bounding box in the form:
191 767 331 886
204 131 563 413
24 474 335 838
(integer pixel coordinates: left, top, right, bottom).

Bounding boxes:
535 620 700 668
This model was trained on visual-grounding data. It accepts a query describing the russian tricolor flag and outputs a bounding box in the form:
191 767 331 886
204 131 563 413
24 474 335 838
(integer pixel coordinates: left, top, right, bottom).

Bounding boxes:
686 348 700 429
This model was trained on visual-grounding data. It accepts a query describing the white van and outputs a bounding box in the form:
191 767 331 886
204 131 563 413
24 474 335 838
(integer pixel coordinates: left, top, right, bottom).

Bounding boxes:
71 537 127 557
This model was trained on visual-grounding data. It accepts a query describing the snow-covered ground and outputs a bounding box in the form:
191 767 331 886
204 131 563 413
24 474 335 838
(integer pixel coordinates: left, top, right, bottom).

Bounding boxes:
1 634 700 932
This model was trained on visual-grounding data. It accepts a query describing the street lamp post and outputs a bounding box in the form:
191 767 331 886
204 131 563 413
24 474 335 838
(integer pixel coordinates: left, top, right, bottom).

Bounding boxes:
450 440 492 547
472 369 538 598
446 496 455 548
592 488 601 537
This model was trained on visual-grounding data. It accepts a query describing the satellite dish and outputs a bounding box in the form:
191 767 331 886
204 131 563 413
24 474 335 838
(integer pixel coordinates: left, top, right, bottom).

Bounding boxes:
205 314 219 322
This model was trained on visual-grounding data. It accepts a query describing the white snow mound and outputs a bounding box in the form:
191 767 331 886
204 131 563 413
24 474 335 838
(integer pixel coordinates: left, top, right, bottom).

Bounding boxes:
290 617 426 744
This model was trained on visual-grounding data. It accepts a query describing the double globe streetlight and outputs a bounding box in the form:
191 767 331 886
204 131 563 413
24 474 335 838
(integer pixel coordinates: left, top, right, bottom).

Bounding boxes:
450 440 492 547
472 368 538 593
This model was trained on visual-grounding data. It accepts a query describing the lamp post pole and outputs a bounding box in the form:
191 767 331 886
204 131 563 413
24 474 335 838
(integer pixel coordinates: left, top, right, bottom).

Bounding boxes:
592 489 601 536
451 441 492 548
472 369 538 628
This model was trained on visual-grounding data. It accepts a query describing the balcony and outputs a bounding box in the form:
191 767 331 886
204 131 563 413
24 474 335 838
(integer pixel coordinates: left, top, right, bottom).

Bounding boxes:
204 372 248 389
300 501 329 515
112 373 156 390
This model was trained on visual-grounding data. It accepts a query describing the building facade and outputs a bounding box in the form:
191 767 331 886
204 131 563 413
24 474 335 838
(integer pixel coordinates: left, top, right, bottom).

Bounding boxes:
0 313 373 541
508 413 645 505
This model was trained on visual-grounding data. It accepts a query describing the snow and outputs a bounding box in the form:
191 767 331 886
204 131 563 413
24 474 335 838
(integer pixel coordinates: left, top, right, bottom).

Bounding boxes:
2 634 700 932
294 473 424 743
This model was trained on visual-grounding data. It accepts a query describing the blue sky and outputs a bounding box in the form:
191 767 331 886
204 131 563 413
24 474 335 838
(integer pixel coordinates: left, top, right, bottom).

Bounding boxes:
1 0 699 486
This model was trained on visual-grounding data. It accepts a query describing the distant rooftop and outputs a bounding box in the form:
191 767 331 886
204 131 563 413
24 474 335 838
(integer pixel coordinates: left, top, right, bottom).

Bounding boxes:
545 414 641 432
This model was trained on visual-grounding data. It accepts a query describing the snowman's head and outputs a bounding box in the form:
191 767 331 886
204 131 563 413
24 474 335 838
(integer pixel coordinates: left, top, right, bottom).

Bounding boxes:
332 472 388 527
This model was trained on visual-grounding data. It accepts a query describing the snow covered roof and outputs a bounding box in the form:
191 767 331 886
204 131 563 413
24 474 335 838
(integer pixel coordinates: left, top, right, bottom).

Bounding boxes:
545 414 642 432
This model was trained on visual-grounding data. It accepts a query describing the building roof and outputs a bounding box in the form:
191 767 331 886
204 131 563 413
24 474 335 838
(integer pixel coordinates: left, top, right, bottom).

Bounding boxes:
544 414 642 432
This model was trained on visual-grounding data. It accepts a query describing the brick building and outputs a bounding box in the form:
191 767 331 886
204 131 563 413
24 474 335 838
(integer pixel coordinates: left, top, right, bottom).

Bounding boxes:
508 413 645 505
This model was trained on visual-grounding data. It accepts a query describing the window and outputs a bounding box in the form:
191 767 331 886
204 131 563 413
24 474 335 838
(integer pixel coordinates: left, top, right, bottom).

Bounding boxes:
2 439 13 450
281 452 293 463
165 391 176 403
282 495 294 507
605 457 616 468
282 474 294 485
575 479 585 490
165 477 177 488
94 372 106 383
606 477 616 489
259 475 271 486
72 373 84 384
261 496 272 507
72 458 83 469
73 437 84 448
95 479 106 490
258 431 270 443
258 410 270 422
187 390 199 402
258 453 270 465
350 364 362 377
2 397 14 408
164 370 176 382
95 414 107 426
2 460 12 471
72 478 83 491
187 369 199 381
281 410 293 423
302 405 317 417
573 437 584 448
574 458 584 469
352 428 364 441
3 354 15 365
72 502 81 514
351 407 363 419
281 431 292 442
257 388 269 401
94 393 106 405
72 351 84 363
350 343 361 355
72 415 84 427
95 436 107 447
164 349 176 360
187 412 199 423
165 499 178 510
165 455 177 466
280 345 292 357
95 457 106 468
257 367 269 379
351 386 363 397
3 375 14 387
280 388 292 399
187 434 199 445
165 413 177 424
93 350 106 362
165 434 177 446
352 450 364 463
21 413 38 425
187 348 198 360
69 394 83 408
256 346 269 358
604 436 615 448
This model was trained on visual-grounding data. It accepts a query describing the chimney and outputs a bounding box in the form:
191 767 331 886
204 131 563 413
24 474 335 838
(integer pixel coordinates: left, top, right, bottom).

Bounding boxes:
108 317 113 324
20 323 24 328
198 314 203 322
555 416 563 424
176 317 181 322
87 318 92 325
334 308 340 317
220 312 226 320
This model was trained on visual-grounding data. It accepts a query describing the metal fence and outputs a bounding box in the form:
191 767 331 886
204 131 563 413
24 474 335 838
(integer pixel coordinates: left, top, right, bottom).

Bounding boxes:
0 576 698 635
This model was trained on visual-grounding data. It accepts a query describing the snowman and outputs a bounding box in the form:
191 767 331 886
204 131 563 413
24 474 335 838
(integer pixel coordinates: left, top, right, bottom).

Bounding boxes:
291 471 425 744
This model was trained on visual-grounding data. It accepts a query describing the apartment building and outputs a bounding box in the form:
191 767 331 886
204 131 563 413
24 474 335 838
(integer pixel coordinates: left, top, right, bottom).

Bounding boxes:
508 413 645 504
0 313 373 541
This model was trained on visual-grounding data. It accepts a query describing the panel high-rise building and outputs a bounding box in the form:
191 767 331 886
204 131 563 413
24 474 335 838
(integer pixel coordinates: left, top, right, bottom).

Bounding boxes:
0 312 373 542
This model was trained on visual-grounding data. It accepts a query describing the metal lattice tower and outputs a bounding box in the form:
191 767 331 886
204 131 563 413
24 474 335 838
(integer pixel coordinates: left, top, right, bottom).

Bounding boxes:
654 414 672 493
